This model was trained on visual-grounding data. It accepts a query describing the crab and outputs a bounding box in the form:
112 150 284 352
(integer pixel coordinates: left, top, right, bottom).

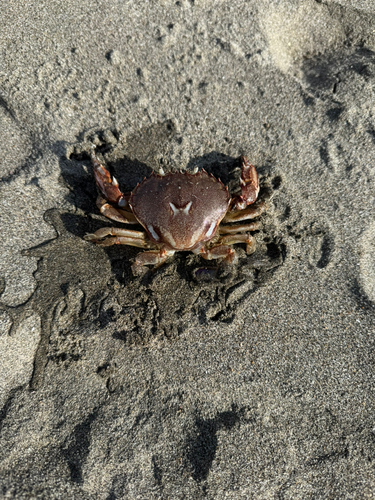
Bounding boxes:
84 152 267 274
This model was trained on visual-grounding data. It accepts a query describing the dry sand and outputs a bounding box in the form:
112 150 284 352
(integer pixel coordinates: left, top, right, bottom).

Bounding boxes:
1 0 375 498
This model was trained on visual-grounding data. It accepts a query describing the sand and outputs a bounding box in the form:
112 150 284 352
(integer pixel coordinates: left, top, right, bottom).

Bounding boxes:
1 0 375 498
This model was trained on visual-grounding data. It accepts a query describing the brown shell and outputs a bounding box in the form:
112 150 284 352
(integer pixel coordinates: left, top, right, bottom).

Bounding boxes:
129 171 230 250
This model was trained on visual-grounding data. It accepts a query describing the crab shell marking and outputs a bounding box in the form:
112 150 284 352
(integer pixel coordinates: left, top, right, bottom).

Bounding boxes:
129 171 230 251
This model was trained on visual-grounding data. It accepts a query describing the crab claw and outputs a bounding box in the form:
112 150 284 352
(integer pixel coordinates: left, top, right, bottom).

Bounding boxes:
91 153 128 208
232 156 259 211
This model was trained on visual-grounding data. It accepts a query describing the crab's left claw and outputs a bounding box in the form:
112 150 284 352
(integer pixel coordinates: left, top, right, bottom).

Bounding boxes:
232 156 259 211
91 152 128 208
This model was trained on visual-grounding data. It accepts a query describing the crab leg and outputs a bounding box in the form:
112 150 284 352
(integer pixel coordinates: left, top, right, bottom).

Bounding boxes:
217 233 256 255
231 156 260 210
85 227 146 240
132 248 176 275
84 227 153 248
223 200 267 223
89 237 152 248
218 222 261 234
193 244 237 263
96 195 139 224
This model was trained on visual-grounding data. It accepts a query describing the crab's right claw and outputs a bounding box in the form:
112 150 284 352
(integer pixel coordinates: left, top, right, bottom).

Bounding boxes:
232 156 259 211
91 153 128 208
